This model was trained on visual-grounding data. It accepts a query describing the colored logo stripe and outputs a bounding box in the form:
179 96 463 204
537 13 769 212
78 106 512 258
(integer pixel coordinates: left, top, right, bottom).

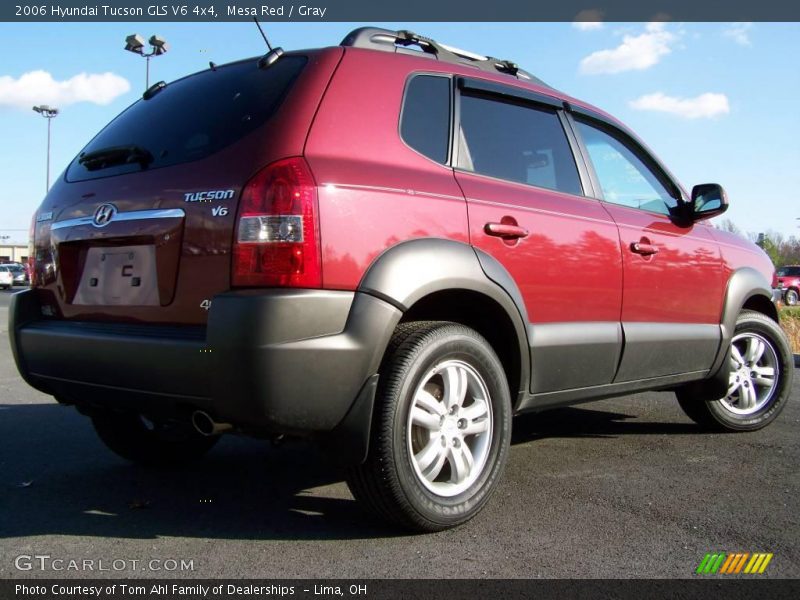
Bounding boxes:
722 553 749 574
744 553 773 574
696 553 726 574
696 552 773 574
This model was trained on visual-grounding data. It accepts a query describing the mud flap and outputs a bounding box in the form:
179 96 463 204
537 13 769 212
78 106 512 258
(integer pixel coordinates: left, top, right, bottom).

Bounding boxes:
322 374 379 465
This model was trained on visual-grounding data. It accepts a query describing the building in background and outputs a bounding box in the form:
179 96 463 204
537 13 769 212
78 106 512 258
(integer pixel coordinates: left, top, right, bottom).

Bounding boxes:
0 243 28 263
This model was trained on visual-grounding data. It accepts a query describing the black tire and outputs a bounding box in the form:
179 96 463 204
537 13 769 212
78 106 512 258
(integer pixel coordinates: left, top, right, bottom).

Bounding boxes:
91 412 219 466
346 321 512 532
785 289 798 306
676 310 794 431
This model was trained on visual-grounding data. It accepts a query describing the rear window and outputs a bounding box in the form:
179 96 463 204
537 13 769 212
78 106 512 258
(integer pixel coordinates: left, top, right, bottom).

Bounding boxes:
400 75 451 164
66 56 307 182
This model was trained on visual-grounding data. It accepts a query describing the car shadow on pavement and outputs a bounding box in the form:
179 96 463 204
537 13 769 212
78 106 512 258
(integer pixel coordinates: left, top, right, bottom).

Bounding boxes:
511 405 699 445
0 403 397 542
0 401 699 542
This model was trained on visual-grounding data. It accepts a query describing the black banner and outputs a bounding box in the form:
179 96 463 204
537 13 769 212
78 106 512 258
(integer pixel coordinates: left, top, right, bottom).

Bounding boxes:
4 580 800 600
3 0 800 22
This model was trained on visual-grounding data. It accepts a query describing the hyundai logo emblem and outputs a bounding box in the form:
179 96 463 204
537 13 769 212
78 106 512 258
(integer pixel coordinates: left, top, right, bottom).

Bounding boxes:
92 203 117 227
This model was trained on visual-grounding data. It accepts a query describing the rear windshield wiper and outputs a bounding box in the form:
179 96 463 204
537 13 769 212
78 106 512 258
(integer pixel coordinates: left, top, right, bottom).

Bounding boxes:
78 145 153 171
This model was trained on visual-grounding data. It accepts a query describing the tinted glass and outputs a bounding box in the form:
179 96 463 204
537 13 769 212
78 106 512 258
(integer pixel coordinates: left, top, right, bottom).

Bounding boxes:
575 119 677 215
777 267 800 277
67 56 307 181
458 94 582 196
400 75 451 164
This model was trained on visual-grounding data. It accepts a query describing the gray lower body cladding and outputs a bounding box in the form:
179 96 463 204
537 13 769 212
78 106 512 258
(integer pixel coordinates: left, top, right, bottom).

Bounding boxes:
9 288 401 436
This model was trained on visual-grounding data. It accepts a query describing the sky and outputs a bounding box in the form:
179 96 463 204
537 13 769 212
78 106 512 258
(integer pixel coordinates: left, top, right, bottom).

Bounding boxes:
1 21 798 244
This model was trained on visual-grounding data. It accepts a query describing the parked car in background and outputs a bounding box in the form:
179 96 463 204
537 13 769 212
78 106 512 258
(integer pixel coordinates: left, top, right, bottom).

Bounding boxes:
0 266 12 290
4 263 29 285
775 265 800 306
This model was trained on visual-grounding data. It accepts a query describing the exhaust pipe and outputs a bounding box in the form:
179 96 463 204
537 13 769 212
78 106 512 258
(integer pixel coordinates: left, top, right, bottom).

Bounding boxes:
192 410 233 436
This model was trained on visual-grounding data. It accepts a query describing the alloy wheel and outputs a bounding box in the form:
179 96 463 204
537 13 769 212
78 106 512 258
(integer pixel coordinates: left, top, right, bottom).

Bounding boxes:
407 360 493 497
721 332 779 415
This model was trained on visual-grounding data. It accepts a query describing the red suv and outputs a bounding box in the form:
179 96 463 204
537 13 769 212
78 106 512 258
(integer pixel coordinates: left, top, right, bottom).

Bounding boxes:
10 28 794 531
776 266 800 305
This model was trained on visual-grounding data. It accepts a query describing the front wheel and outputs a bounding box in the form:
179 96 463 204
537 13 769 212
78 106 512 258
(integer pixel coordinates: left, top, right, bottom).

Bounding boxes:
677 310 794 431
346 322 512 532
785 289 798 306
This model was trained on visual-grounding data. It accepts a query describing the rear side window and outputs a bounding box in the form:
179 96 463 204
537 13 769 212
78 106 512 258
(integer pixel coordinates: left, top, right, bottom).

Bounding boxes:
400 75 451 164
458 94 582 196
67 56 307 181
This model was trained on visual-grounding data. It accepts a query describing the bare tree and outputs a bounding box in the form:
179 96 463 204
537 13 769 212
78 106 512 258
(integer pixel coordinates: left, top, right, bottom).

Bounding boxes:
716 218 744 236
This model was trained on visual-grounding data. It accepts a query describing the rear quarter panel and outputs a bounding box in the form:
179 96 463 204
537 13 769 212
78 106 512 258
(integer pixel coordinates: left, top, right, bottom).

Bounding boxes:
305 49 469 290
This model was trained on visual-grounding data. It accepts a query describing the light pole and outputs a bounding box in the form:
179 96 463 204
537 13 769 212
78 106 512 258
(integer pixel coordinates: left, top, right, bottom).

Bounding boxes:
32 105 58 192
124 34 169 89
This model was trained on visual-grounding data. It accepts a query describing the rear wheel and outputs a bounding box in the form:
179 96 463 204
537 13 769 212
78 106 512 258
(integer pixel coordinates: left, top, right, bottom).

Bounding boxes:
676 310 793 431
346 321 511 532
785 289 798 306
91 412 219 466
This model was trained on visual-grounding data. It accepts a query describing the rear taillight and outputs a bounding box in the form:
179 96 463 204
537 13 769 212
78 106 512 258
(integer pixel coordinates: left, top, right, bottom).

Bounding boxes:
28 211 37 287
232 157 321 288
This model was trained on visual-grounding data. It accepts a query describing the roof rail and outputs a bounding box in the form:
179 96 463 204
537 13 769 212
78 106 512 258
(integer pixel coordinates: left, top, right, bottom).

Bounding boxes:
339 27 550 88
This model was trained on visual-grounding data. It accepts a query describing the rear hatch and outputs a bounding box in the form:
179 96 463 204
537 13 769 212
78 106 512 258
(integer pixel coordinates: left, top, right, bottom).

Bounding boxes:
31 49 341 325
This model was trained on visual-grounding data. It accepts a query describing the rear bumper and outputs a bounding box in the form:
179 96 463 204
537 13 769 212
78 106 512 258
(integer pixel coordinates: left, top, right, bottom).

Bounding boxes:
9 288 401 438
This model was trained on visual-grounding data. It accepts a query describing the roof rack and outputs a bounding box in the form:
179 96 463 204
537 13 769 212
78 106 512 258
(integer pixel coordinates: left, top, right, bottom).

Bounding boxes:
339 27 550 88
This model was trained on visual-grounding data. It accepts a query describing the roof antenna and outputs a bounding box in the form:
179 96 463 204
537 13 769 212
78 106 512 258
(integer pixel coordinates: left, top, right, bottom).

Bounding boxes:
254 17 283 68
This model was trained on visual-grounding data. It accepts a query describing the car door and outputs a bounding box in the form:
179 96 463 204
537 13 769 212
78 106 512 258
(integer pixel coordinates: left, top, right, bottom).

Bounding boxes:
453 78 623 394
570 113 724 382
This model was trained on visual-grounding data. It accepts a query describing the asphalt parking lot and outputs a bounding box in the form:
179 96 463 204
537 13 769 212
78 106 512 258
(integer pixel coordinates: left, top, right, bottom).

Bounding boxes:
1 287 798 579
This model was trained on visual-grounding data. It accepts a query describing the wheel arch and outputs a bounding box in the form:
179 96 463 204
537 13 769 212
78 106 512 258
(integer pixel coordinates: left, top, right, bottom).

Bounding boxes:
688 267 777 400
722 268 778 335
357 238 531 403
400 289 525 404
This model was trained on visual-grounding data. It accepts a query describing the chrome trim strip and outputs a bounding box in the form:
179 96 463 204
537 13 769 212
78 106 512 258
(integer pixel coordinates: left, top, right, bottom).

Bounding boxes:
320 182 464 202
51 208 185 230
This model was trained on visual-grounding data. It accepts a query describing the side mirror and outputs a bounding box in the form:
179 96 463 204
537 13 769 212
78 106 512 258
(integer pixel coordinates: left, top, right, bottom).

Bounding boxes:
690 183 728 221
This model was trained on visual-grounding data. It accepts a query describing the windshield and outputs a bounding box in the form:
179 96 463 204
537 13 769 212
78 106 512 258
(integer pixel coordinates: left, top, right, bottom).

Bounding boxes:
66 56 307 181
777 266 800 277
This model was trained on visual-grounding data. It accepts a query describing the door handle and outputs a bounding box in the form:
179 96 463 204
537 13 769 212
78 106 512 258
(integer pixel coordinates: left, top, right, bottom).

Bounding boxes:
484 222 529 240
630 241 659 256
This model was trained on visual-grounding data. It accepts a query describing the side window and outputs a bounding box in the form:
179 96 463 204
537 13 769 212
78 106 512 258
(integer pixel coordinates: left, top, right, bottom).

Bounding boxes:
458 94 583 196
400 75 451 164
574 118 678 215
